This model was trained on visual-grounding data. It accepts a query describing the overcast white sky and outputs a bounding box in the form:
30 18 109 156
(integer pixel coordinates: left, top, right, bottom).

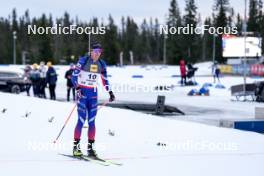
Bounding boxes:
0 0 246 25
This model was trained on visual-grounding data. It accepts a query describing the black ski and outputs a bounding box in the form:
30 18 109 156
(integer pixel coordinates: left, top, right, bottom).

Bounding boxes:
59 154 122 166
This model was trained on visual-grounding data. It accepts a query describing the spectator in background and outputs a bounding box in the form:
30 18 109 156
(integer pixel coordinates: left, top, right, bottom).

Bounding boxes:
46 61 57 100
39 61 47 98
186 63 198 85
30 63 40 97
65 63 76 102
212 62 221 83
179 59 187 86
23 65 32 96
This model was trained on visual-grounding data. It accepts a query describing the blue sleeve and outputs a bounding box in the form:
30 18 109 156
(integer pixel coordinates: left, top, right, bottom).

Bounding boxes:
71 56 87 88
99 59 111 91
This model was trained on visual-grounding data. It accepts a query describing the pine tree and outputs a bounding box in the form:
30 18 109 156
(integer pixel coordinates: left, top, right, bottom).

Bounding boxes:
184 0 197 26
183 0 199 63
62 12 74 64
124 17 138 63
258 0 264 54
236 13 243 34
166 0 183 64
103 15 120 64
38 14 53 63
248 0 264 54
202 17 214 61
168 0 181 27
154 18 162 62
11 9 18 32
138 19 152 63
0 17 12 63
213 0 230 63
227 8 235 27
248 0 259 32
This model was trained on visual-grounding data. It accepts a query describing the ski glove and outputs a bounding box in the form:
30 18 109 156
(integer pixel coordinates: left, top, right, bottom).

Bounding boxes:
109 91 115 102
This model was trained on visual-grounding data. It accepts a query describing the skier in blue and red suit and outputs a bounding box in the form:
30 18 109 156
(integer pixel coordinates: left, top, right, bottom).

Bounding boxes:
71 43 115 157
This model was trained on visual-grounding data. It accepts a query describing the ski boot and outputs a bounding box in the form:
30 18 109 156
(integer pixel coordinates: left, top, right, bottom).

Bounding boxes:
87 139 97 157
73 139 83 156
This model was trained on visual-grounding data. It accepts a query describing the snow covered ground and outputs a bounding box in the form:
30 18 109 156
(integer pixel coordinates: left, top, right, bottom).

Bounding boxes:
0 62 264 176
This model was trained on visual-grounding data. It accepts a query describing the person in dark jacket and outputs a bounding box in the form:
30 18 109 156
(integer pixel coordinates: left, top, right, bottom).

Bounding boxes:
212 62 221 83
46 61 57 100
65 63 76 101
39 61 47 98
30 63 41 97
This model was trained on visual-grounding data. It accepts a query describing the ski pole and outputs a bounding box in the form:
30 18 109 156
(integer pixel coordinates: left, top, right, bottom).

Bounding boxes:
53 100 109 143
53 104 77 143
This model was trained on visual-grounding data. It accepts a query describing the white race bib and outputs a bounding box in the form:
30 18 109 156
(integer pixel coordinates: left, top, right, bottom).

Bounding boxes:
78 71 100 87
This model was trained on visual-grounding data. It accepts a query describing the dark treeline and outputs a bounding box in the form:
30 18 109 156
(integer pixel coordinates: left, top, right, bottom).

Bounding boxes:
0 0 264 65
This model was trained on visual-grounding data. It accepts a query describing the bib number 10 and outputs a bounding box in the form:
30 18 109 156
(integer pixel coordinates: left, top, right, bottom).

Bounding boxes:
88 74 97 80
